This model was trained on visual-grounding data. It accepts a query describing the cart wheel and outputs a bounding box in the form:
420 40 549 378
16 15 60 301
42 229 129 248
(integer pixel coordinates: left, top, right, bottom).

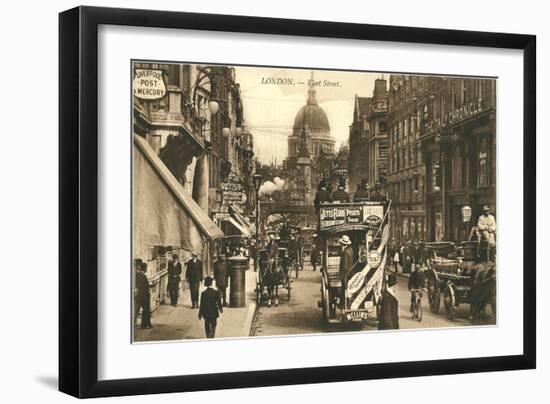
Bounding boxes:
321 283 330 323
444 285 456 320
417 299 423 322
427 275 441 313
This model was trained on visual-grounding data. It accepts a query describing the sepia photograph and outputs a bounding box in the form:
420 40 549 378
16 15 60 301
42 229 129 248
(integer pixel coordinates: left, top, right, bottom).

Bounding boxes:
132 62 497 342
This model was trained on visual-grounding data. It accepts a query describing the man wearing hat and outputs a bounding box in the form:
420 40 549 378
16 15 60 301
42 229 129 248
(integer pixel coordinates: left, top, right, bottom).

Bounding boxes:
332 177 351 203
369 180 386 202
378 273 400 330
185 252 203 309
477 206 496 261
213 253 229 307
134 261 152 329
167 254 182 306
353 178 370 202
314 179 332 212
339 234 354 306
198 276 223 338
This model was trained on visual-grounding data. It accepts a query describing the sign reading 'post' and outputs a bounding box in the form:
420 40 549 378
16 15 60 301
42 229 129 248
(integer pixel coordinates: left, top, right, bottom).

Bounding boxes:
133 69 166 100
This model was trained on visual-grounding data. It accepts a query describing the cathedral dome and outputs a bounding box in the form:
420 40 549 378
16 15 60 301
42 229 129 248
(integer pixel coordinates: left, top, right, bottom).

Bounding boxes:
292 82 331 137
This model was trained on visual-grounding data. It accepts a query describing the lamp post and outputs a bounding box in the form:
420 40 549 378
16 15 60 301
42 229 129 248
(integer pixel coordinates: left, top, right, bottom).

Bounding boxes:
252 173 263 272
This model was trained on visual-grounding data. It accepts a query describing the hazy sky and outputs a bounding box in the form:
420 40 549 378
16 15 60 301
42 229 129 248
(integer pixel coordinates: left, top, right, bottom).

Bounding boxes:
234 66 385 164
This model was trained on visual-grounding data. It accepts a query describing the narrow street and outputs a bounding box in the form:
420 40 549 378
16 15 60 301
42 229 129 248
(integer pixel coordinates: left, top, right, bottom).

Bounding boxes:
250 262 489 337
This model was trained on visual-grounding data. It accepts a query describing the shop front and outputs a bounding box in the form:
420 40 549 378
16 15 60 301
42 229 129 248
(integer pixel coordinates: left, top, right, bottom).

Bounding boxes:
133 135 224 311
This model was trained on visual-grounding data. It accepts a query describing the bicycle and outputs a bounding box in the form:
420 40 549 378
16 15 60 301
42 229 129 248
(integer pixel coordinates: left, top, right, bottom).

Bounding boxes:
410 288 426 322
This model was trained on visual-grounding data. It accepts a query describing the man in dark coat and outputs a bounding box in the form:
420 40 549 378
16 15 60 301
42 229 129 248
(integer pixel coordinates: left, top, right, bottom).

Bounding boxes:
369 181 386 201
314 180 332 211
185 252 203 309
408 264 425 312
213 254 229 306
353 179 370 202
134 261 152 329
198 276 223 338
332 178 351 202
167 254 182 306
310 242 319 271
339 235 354 306
378 273 399 330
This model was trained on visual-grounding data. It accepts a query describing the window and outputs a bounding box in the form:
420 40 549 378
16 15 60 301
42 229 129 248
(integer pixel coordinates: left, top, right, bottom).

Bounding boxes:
451 146 462 190
379 122 387 132
478 137 489 187
379 145 388 159
432 152 441 191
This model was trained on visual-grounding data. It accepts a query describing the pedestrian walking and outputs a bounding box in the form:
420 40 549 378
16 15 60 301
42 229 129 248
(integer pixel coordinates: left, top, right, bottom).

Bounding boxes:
185 252 203 309
339 234 353 306
167 254 182 306
134 261 152 329
213 254 229 306
198 276 223 338
393 249 400 272
378 273 399 330
310 242 319 271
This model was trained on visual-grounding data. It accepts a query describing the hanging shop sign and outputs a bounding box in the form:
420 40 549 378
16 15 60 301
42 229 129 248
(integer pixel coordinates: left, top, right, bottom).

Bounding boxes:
133 69 167 100
221 180 247 209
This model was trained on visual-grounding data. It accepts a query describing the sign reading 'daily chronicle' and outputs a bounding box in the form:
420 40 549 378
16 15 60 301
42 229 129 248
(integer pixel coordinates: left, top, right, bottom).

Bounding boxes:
427 98 484 133
133 69 167 100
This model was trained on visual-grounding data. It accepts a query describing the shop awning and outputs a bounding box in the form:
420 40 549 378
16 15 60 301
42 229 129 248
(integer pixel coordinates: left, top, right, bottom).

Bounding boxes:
219 216 251 238
133 135 223 259
230 206 256 235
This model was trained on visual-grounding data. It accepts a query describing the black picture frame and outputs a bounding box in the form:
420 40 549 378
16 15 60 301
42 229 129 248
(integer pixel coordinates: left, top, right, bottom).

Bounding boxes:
59 6 536 398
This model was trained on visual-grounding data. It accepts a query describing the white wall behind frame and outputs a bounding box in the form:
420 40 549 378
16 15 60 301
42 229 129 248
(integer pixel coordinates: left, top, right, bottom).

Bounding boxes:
98 24 523 381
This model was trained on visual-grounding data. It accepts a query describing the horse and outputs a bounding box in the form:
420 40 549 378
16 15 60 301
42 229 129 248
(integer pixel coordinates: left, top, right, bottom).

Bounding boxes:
469 261 496 322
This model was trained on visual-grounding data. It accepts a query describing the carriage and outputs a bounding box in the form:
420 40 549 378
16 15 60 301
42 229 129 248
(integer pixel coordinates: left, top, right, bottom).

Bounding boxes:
255 246 292 306
282 228 306 278
425 241 496 321
317 200 391 324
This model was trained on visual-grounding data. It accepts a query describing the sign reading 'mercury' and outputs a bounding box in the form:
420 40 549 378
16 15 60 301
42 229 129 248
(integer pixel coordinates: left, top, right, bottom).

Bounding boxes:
133 69 166 100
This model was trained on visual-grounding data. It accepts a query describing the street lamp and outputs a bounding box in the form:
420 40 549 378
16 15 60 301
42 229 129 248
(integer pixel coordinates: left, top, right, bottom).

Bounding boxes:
252 173 263 272
208 100 219 115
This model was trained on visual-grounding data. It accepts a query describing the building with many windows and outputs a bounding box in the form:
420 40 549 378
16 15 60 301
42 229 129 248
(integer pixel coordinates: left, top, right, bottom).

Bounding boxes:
419 76 496 242
386 75 427 243
349 96 372 193
348 78 388 194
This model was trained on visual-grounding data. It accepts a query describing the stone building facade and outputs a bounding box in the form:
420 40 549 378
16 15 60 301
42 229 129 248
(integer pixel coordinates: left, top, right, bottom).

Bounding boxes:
348 78 388 194
419 76 496 242
386 75 427 243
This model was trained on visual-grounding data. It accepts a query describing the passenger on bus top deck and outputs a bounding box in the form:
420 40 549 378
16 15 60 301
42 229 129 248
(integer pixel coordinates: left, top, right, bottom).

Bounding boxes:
369 180 386 202
332 177 351 203
354 178 370 202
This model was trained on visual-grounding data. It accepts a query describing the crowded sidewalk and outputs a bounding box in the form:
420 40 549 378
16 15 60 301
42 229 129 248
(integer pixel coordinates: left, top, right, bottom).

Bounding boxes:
134 269 257 341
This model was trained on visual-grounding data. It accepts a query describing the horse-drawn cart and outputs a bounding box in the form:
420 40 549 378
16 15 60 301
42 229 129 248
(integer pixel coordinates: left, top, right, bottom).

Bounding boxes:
425 241 496 321
255 247 292 307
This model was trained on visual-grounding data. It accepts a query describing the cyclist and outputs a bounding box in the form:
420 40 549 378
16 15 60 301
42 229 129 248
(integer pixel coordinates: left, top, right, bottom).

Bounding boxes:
408 263 425 313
